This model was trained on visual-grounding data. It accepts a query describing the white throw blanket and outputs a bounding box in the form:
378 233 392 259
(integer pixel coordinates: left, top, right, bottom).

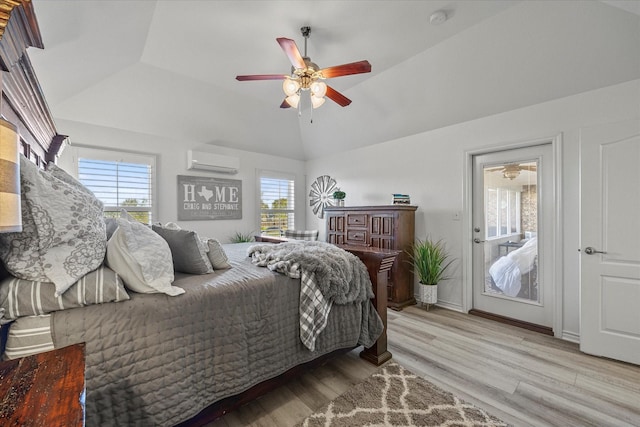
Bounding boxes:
489 238 537 297
247 241 378 351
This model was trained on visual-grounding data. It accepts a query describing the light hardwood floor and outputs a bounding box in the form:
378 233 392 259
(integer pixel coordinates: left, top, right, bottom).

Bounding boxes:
209 306 640 427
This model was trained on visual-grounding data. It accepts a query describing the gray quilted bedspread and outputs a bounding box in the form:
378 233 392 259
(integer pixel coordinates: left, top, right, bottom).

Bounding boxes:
51 243 382 426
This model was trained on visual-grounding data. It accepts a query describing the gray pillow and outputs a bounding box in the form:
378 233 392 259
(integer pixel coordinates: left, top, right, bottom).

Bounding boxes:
203 238 232 269
3 314 53 360
152 225 213 274
0 265 129 323
0 155 106 296
105 218 118 240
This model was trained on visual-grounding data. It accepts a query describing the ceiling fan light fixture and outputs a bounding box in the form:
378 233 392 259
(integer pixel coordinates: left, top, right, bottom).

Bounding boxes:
310 81 327 98
236 26 370 110
311 95 326 109
282 78 300 96
503 169 520 180
285 94 300 108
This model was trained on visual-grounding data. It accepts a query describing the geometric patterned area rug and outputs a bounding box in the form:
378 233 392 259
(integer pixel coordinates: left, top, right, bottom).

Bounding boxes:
297 363 509 427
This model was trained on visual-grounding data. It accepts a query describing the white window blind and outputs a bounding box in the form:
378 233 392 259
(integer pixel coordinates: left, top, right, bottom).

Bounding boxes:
485 187 520 239
259 172 295 235
76 147 156 224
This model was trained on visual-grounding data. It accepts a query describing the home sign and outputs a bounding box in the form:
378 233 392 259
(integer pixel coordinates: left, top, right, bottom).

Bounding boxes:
177 175 242 220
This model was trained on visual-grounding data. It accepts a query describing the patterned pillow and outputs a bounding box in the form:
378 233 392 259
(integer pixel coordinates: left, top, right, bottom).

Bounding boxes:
3 314 54 360
0 265 129 322
106 218 183 296
0 155 106 296
203 238 232 269
46 162 94 195
152 225 213 274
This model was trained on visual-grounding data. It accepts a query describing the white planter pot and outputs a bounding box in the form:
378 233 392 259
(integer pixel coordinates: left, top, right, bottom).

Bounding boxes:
420 284 438 306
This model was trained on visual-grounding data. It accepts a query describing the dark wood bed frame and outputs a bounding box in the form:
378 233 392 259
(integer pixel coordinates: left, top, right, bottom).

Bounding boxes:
0 3 392 425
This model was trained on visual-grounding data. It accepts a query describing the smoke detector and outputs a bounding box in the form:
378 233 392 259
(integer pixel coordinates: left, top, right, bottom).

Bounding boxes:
430 10 447 25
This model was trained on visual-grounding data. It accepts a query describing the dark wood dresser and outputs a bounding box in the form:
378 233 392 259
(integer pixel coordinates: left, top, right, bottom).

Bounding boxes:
324 205 417 310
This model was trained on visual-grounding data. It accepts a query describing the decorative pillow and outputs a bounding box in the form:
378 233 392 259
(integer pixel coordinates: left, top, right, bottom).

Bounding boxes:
106 218 183 296
204 238 232 269
0 155 106 296
0 265 129 323
120 209 137 222
3 314 54 360
104 218 118 240
46 162 94 195
152 225 213 274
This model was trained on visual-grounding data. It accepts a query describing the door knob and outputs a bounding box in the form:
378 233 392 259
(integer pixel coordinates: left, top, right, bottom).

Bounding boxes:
584 246 607 255
473 238 485 244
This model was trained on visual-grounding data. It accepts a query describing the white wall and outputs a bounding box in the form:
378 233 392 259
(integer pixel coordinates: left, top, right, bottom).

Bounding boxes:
57 120 306 243
54 79 639 340
305 79 640 341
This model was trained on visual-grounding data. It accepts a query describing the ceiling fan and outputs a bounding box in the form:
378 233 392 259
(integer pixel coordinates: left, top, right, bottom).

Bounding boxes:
486 163 537 180
235 26 371 109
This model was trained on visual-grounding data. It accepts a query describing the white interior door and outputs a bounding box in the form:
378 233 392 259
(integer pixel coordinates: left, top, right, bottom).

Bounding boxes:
472 144 554 328
580 119 640 365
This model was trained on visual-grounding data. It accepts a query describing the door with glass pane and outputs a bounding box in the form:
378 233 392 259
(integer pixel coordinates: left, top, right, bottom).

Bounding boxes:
472 144 554 328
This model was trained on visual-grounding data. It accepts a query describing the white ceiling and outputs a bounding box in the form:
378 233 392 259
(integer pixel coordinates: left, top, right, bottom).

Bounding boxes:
28 1 640 160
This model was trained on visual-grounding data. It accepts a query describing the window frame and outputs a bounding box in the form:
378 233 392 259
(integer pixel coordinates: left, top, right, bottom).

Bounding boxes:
257 169 296 235
485 186 521 240
73 146 158 224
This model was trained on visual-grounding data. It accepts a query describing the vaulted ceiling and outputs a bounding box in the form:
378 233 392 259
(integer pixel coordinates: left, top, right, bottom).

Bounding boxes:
29 1 640 160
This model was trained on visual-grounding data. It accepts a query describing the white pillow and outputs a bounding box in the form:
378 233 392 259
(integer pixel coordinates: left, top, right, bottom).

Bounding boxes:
106 218 184 296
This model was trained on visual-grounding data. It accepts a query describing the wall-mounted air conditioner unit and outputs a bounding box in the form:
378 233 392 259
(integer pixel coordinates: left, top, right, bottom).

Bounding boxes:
187 150 240 174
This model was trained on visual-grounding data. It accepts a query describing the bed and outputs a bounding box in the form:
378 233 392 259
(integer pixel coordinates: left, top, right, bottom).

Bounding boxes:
0 208 384 426
489 237 538 298
0 3 384 425
1 241 382 425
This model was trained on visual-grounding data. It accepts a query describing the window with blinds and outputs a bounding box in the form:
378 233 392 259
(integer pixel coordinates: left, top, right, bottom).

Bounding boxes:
76 148 156 224
485 187 520 239
259 172 295 236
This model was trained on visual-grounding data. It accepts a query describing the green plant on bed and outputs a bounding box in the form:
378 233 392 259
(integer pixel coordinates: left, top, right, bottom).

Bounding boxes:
229 231 254 243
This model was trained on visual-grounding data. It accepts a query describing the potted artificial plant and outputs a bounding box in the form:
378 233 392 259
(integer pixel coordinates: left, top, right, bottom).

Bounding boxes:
332 189 346 207
408 237 454 309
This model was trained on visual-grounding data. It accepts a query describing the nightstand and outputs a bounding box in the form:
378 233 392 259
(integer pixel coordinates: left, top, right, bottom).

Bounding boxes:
0 343 85 426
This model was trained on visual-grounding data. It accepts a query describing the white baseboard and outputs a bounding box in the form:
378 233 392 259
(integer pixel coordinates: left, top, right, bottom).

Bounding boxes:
412 294 464 313
561 330 580 343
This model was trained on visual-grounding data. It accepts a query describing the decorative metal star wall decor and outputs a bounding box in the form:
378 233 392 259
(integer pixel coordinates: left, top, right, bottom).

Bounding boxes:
309 175 337 219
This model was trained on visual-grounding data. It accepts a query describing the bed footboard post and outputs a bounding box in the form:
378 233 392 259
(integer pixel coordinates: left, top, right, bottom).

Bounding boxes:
338 245 398 366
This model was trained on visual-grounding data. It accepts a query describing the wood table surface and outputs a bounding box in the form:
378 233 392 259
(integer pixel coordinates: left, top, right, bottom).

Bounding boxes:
0 343 85 426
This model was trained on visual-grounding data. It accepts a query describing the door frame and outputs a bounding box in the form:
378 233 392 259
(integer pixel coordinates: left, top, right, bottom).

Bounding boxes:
462 134 564 337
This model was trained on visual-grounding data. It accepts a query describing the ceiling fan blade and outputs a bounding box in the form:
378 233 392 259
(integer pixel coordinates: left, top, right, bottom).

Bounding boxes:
277 37 306 69
236 74 287 81
280 99 291 109
320 60 372 78
325 85 352 107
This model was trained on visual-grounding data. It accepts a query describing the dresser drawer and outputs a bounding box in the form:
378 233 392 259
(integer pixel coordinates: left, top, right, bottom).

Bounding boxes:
347 213 368 227
346 229 368 245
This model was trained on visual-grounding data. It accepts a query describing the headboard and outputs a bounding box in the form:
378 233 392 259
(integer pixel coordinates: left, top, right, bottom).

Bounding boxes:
0 0 64 166
0 0 62 353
